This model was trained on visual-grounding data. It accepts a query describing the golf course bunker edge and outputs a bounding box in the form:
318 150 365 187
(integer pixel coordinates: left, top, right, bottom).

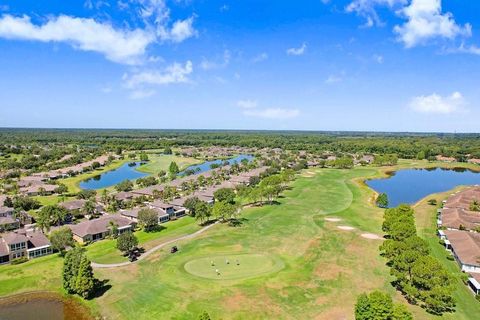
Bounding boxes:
184 253 284 280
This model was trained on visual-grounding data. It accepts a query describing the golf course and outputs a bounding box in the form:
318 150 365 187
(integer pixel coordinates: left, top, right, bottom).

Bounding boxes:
2 165 480 319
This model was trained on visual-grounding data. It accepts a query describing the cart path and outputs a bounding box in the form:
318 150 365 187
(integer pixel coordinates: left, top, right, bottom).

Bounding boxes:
92 221 219 269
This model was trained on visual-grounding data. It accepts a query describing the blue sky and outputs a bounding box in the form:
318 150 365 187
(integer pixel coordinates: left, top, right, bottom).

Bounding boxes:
0 0 479 132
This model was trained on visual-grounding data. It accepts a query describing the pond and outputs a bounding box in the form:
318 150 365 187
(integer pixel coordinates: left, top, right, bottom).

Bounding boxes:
79 161 147 190
366 167 480 208
179 154 254 176
0 292 92 320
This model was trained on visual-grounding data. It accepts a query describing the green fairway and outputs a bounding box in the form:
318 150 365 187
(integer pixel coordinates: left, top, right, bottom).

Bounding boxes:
184 254 284 280
3 164 479 319
135 154 201 174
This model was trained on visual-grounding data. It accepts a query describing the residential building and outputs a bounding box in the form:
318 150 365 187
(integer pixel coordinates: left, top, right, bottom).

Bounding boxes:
68 215 135 244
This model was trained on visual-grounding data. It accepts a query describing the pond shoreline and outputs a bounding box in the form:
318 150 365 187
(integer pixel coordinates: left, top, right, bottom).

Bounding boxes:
0 291 94 320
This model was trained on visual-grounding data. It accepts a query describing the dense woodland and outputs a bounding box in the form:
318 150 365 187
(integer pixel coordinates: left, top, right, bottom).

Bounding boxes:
1 129 480 160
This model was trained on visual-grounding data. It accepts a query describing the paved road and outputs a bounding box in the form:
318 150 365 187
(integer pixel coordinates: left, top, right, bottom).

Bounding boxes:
91 221 219 269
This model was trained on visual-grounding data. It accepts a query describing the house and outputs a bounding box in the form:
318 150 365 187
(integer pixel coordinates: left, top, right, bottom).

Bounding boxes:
59 199 87 216
0 216 20 232
68 215 135 244
436 155 456 162
149 200 186 219
440 207 480 231
120 207 170 224
131 185 165 197
20 183 57 196
468 273 480 295
468 159 480 165
444 230 480 273
0 229 52 264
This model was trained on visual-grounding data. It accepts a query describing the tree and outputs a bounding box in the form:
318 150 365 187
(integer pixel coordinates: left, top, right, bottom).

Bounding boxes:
212 201 237 222
75 255 96 299
50 227 74 256
183 197 200 216
164 146 172 155
115 179 133 192
469 199 480 212
213 188 235 204
77 189 97 200
116 231 138 253
37 205 68 231
355 291 413 320
195 201 211 224
158 170 167 179
63 247 96 299
82 200 97 217
376 193 389 208
198 311 211 320
55 183 68 195
169 161 180 176
139 152 149 161
138 208 158 231
3 196 13 207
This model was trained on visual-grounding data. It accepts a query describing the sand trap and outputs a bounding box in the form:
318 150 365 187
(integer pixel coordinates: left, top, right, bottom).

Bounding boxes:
337 225 355 231
361 233 384 240
325 217 342 222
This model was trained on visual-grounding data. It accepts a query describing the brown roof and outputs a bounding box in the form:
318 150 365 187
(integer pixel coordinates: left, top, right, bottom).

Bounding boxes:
0 216 17 225
59 199 87 211
2 231 27 245
26 230 51 248
445 229 480 266
150 200 173 210
441 207 480 230
132 185 165 196
0 206 14 216
69 215 134 238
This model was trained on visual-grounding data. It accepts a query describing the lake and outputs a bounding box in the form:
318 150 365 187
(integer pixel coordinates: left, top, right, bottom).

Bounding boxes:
79 161 147 190
366 167 480 208
179 154 254 175
0 292 92 320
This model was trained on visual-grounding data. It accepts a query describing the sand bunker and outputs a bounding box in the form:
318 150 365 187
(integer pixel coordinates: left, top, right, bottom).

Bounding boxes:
325 217 342 222
337 225 355 231
361 233 384 240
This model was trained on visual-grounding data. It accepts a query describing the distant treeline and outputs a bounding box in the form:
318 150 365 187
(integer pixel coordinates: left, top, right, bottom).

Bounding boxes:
1 128 480 159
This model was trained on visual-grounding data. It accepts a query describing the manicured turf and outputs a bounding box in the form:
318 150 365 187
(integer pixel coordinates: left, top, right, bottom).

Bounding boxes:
3 164 480 319
184 253 284 280
93 168 399 319
135 154 201 174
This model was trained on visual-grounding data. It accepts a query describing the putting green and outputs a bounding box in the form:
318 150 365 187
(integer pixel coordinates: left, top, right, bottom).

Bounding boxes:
183 253 284 280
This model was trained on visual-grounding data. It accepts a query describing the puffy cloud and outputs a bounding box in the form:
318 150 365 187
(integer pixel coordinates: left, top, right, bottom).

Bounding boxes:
394 0 471 48
346 0 407 27
325 74 342 84
0 14 154 64
243 108 300 119
157 16 197 43
124 60 193 88
409 91 465 114
286 43 307 56
237 100 258 109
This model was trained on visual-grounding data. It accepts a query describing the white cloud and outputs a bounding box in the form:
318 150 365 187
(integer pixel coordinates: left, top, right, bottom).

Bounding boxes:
252 52 268 63
157 16 197 43
124 60 193 88
394 0 471 48
0 14 154 64
200 50 230 70
286 43 307 56
237 100 258 109
373 54 384 63
409 91 465 114
325 73 344 84
243 108 300 119
346 0 407 27
129 89 156 99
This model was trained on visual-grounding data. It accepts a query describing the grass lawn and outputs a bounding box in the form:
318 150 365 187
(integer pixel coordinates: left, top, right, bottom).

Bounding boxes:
86 216 200 264
2 163 479 319
135 154 201 174
92 168 399 319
